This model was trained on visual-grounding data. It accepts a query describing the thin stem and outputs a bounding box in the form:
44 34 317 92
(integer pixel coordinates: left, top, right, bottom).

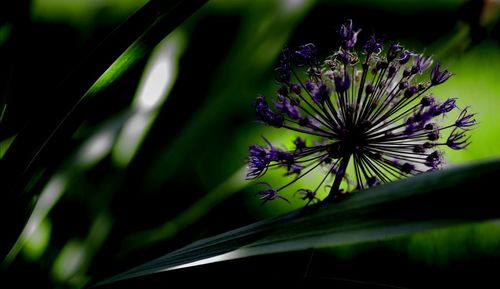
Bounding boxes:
282 124 333 138
290 69 333 129
276 160 324 192
324 154 351 203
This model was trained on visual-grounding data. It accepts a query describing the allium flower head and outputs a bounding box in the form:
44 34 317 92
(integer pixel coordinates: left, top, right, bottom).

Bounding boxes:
247 20 476 205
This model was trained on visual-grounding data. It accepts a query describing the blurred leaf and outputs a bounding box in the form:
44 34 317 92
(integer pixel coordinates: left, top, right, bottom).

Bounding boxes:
0 135 15 159
32 0 148 27
144 0 315 190
50 212 112 287
120 166 248 254
0 23 12 46
4 30 188 267
318 0 465 11
51 239 87 282
112 30 187 167
403 221 500 268
21 218 51 262
0 0 208 260
3 175 68 266
0 103 5 123
96 158 500 286
3 114 123 265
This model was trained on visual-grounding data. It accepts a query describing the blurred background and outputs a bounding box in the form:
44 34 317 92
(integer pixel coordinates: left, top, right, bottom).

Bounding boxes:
0 0 499 288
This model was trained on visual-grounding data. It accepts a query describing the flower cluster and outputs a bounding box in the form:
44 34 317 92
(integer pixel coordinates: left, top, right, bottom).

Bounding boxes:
247 20 476 205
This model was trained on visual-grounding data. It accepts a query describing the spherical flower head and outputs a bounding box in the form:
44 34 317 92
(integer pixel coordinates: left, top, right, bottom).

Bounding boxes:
247 20 476 206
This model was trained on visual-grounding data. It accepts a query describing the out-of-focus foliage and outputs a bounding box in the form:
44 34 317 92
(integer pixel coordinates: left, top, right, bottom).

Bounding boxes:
0 0 499 288
32 0 148 27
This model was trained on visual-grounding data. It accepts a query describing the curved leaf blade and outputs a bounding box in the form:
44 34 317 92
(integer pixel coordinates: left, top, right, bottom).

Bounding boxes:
96 158 500 286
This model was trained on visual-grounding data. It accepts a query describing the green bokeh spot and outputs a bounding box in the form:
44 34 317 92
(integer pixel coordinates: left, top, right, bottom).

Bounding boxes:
51 239 86 282
21 218 52 262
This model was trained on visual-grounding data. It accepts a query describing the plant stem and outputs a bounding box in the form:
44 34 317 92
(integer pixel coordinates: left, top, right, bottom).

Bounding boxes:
324 154 351 203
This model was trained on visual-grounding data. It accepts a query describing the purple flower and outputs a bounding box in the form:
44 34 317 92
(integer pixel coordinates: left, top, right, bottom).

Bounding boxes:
334 72 350 93
399 50 412 65
256 183 289 204
253 96 284 127
363 35 384 56
430 63 453 86
313 82 331 102
285 163 304 177
446 128 470 150
290 83 301 94
339 19 360 51
411 53 433 74
404 86 418 98
275 47 292 84
275 95 301 120
387 43 403 62
294 137 306 150
428 98 456 117
425 151 443 169
334 50 353 64
304 80 316 92
294 189 320 206
455 107 476 130
247 141 273 179
439 98 457 113
401 163 415 174
295 43 317 66
247 20 476 205
420 94 436 107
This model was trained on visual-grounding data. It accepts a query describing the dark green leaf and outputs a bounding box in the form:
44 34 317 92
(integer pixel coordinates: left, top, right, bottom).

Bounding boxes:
96 158 500 286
